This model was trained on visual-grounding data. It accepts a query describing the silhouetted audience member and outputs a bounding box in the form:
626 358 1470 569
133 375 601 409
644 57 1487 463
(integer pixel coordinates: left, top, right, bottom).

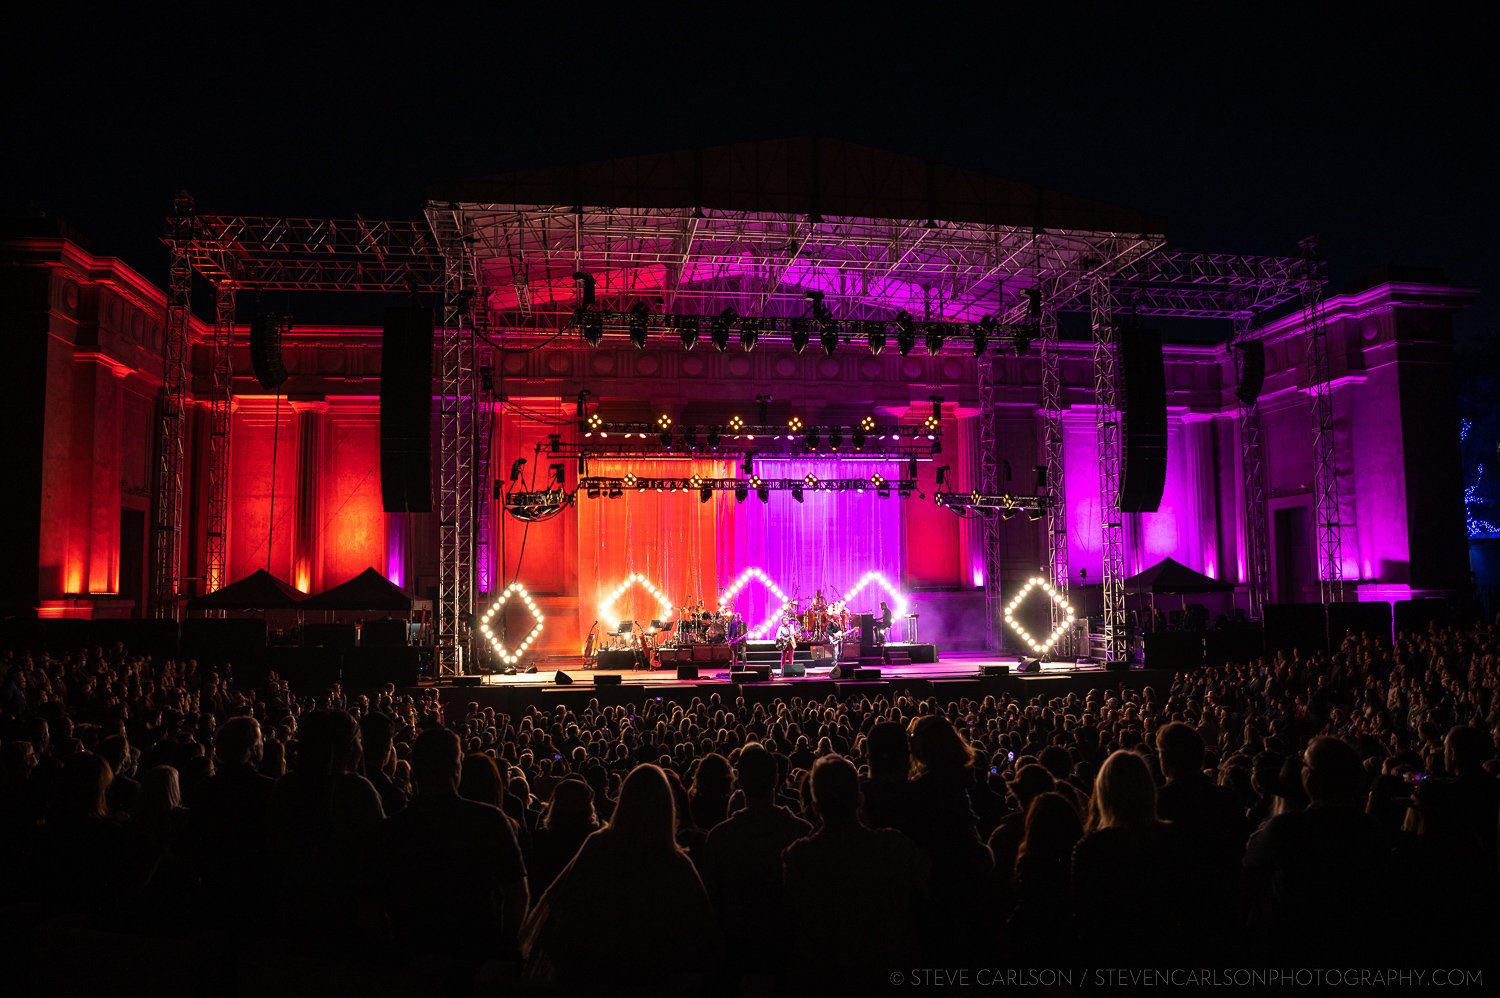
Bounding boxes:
1072 749 1189 961
527 777 600 895
360 710 407 817
1006 791 1083 958
522 764 721 986
783 755 929 988
701 742 812 972
1244 736 1396 960
860 719 913 830
376 728 528 971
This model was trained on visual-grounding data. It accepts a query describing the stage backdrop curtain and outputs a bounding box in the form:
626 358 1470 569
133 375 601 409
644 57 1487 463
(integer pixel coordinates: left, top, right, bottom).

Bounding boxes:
576 459 736 641
719 457 904 636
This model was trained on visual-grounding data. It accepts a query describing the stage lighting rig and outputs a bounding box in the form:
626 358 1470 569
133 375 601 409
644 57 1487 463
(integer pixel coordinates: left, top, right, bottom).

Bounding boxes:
866 320 887 355
925 324 944 355
676 317 699 351
740 317 760 352
974 316 996 356
735 484 748 503
872 473 890 498
804 472 818 487
585 413 604 436
628 301 650 349
706 427 722 448
787 416 803 434
623 472 638 488
757 485 770 504
579 309 604 348
804 428 819 451
789 318 810 354
742 454 754 475
895 311 917 356
711 308 736 352
792 484 804 503
700 487 712 503
828 427 842 450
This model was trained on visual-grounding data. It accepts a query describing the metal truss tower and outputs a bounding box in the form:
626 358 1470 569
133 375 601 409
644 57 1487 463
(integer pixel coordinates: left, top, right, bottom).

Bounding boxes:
1039 290 1071 655
473 333 496 600
1233 309 1270 618
978 351 1002 650
1090 276 1128 664
1301 239 1345 604
433 210 479 676
152 195 195 618
204 280 236 593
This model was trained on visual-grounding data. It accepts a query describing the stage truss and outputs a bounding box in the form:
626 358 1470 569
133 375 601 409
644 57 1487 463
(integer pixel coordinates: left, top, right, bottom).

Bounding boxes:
154 196 1325 662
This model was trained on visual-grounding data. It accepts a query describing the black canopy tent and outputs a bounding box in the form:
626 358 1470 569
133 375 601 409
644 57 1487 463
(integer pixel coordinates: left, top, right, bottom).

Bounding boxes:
185 569 307 612
300 567 417 612
1125 557 1235 595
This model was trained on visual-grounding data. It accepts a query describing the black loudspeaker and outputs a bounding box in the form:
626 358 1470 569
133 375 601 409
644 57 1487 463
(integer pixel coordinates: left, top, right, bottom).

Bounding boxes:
783 662 806 677
594 674 622 686
1118 327 1168 513
380 307 434 513
553 670 573 686
452 675 482 687
853 667 882 680
676 665 699 680
1015 658 1041 674
981 664 1010 676
732 666 773 682
249 313 289 391
1235 340 1265 404
1105 660 1131 672
828 664 844 679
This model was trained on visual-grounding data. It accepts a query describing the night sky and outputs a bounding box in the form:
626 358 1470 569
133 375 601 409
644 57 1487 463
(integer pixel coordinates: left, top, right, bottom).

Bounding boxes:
2 5 1493 342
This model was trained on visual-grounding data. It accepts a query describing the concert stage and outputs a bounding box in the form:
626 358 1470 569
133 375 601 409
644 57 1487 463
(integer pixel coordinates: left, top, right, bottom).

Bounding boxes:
442 652 1167 714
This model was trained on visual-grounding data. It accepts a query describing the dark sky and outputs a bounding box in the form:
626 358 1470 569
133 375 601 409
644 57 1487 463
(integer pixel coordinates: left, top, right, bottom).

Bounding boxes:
2 4 1493 340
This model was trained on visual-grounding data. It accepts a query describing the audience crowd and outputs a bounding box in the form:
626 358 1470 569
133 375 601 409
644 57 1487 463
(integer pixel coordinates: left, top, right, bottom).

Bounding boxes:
1 618 1498 993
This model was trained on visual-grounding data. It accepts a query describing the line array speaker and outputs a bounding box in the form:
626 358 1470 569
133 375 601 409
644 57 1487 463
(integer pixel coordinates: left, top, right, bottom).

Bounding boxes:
249 313 289 391
1118 327 1167 513
380 307 433 513
1235 340 1266 404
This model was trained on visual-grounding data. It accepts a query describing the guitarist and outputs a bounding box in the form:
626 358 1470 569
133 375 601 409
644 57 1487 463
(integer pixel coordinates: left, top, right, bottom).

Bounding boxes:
775 614 799 676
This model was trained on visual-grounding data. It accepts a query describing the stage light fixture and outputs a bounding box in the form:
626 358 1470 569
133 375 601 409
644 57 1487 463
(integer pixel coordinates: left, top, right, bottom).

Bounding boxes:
677 317 700 351
828 427 842 450
711 308 736 352
925 324 944 355
907 456 918 479
805 429 819 451
657 414 672 430
728 416 745 436
706 427 721 448
700 486 713 504
790 318 810 354
742 454 753 476
480 583 544 667
628 301 650 349
787 416 804 433
585 413 603 436
1014 326 1035 356
898 484 912 498
1026 286 1042 320
821 328 839 355
735 484 748 503
607 488 623 499
580 309 604 348
1028 507 1044 521
974 316 996 356
895 311 917 356
851 426 866 450
936 465 950 487
623 472 638 488
586 485 601 499
740 317 760 352
1003 576 1074 656
689 473 703 488
866 320 887 355
749 475 763 489
804 472 818 487
792 485 804 503
574 271 596 307
1001 506 1018 520
757 486 770 504
682 425 698 449
660 429 673 449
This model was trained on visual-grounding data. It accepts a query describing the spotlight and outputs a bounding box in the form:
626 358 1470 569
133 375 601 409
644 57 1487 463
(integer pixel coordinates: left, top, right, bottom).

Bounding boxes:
866 320 887 355
740 317 760 352
586 484 601 499
787 416 803 433
804 429 819 451
711 308 736 352
925 324 944 355
509 458 526 482
1014 325 1035 356
608 488 623 499
728 415 745 436
628 301 650 349
657 414 672 430
1001 506 1018 521
706 427 721 448
907 456 918 479
872 473 887 489
677 317 699 351
660 429 673 449
852 425 866 450
1028 508 1044 521
929 396 942 424
898 484 912 498
792 485 804 503
574 271 596 307
821 328 839 355
689 473 703 488
742 454 753 476
749 475 763 489
936 465 950 487
804 473 818 487
790 318 810 354
700 487 713 504
757 486 770 504
580 309 604 348
895 311 917 356
735 484 748 503
974 316 996 356
827 427 842 450
623 472 638 488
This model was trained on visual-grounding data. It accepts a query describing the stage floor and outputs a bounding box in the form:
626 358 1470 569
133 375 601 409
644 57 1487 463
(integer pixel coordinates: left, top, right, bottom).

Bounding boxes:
479 652 1110 688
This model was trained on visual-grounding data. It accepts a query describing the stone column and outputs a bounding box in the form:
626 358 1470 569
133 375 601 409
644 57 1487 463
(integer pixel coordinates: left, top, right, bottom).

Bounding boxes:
290 399 328 593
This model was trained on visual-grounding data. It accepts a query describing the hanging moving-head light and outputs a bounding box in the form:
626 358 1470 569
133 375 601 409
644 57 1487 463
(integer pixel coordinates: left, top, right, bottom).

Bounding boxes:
789 318 810 354
711 308 736 352
895 311 917 356
866 320 887 355
628 301 650 349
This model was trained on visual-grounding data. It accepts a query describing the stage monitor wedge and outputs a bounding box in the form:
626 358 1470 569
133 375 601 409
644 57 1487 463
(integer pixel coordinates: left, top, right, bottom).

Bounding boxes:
1118 327 1167 512
380 307 434 513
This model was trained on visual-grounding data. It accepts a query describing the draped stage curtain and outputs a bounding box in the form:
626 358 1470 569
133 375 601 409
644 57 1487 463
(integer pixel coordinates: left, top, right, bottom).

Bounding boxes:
576 457 905 641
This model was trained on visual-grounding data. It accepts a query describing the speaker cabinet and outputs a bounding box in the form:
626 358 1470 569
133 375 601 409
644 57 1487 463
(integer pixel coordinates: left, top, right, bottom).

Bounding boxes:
594 674 622 686
981 664 1010 676
1235 340 1265 404
249 313 289 391
1119 327 1167 513
852 667 882 680
380 307 434 513
675 665 699 680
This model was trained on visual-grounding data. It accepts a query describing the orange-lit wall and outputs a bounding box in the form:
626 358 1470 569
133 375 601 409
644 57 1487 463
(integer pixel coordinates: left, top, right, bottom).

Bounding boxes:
321 401 385 587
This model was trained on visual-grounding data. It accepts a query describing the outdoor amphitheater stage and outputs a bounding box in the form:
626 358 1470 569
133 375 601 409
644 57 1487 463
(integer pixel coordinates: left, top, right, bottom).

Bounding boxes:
442 651 1168 712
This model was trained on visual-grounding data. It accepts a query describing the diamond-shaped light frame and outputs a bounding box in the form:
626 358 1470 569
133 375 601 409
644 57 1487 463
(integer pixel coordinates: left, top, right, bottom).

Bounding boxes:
1003 575 1075 656
600 573 673 631
719 567 791 640
832 570 908 618
480 583 544 666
